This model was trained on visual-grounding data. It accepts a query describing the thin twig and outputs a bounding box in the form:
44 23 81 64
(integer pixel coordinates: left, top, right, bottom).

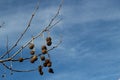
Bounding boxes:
1 39 62 72
2 63 37 72
0 0 41 59
10 0 64 59
0 39 61 63
0 0 64 74
6 36 9 58
45 0 64 31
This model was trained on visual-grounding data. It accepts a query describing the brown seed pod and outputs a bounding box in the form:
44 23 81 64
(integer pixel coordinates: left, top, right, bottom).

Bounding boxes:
42 49 47 54
29 43 35 49
30 50 35 55
32 55 38 61
39 71 44 75
46 37 52 42
41 45 47 50
30 55 38 63
47 41 52 46
19 58 24 62
47 62 52 67
30 59 34 63
43 62 47 67
45 59 50 64
38 65 43 72
48 68 54 73
40 56 45 61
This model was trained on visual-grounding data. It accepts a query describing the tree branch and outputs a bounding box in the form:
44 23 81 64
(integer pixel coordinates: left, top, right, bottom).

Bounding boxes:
2 63 37 72
0 0 41 59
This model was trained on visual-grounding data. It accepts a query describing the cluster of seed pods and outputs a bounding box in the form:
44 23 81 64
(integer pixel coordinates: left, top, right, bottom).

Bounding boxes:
38 37 54 75
29 43 38 63
17 36 54 75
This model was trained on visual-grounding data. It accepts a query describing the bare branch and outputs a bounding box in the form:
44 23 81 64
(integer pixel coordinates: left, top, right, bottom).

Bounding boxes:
0 0 64 77
0 0 41 59
0 39 61 63
1 39 61 73
45 0 64 30
2 63 37 72
10 0 63 59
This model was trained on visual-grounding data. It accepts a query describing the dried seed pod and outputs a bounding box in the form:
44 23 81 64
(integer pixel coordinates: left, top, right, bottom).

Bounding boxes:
40 56 45 61
47 62 52 67
40 71 44 75
32 55 38 61
38 66 43 75
45 59 50 64
46 37 52 42
40 72 43 75
29 43 35 49
30 59 34 63
19 58 24 62
30 55 38 63
30 50 35 55
38 65 43 72
48 68 54 73
47 41 52 46
42 49 47 54
41 45 47 50
43 62 47 67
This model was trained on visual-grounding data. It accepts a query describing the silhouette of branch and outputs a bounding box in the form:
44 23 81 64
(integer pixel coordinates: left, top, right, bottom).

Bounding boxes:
0 0 64 76
10 0 63 59
2 63 37 72
0 38 61 63
1 39 61 73
0 0 41 59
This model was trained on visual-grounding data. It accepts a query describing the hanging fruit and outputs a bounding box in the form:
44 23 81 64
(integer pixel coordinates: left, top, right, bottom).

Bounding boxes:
41 45 47 54
47 62 52 67
30 50 35 55
29 43 35 49
45 59 50 64
38 65 44 75
43 62 47 67
44 59 52 67
38 65 42 72
18 57 24 62
46 37 52 46
40 56 45 61
47 41 52 46
40 71 44 75
48 68 54 73
41 45 47 50
46 37 52 42
30 55 38 63
42 49 47 54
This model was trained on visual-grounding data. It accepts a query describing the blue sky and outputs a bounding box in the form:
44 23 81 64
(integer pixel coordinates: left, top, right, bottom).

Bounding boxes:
1 0 120 80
